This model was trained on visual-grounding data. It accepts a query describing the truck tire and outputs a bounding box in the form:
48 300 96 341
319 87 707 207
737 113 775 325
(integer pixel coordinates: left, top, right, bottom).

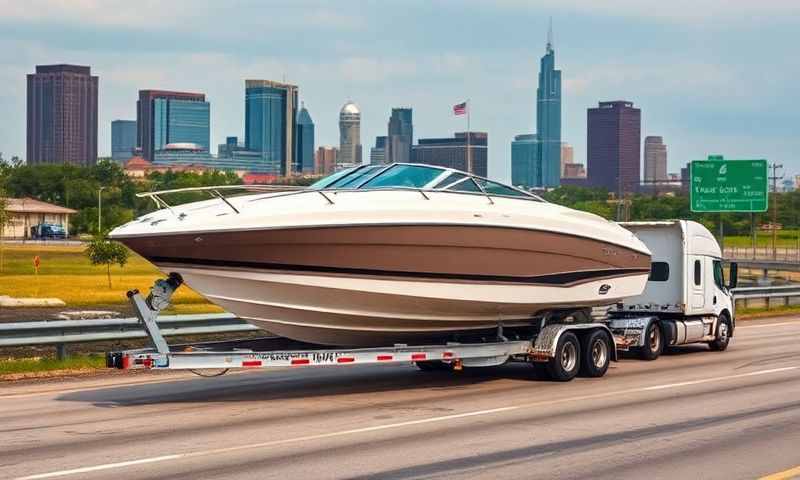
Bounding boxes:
709 315 731 351
638 321 664 361
416 360 454 372
546 332 581 381
579 330 611 378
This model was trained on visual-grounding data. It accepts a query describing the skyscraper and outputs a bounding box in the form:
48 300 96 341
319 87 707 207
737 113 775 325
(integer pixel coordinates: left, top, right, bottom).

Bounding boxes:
643 136 668 183
315 146 338 175
137 90 209 161
509 21 562 189
412 132 488 177
560 142 574 177
245 79 298 176
370 136 388 165
511 134 539 188
296 103 315 174
339 101 361 167
27 64 98 166
111 120 137 163
387 108 413 164
536 21 562 187
587 100 641 195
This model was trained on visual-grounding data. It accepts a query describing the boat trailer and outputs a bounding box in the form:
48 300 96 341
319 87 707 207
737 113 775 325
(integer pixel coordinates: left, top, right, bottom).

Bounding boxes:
106 276 648 381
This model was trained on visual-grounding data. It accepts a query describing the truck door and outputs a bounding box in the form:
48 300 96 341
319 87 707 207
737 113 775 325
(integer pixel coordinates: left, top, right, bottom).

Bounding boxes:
689 256 705 312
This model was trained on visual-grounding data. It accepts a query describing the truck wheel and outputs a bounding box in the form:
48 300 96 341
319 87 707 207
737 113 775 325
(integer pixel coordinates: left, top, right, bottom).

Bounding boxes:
579 330 611 377
709 315 731 351
638 321 663 361
416 360 453 372
546 332 581 381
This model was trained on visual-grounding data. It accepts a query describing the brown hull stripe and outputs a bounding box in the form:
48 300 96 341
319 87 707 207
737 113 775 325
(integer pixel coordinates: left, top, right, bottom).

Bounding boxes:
148 256 649 286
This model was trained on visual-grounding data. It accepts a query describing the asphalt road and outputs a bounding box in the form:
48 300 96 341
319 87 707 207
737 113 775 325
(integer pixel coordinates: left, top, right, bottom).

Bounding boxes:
2 317 800 480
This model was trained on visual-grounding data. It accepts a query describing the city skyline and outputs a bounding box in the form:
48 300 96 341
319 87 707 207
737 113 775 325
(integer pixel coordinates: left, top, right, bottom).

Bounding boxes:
1 2 799 181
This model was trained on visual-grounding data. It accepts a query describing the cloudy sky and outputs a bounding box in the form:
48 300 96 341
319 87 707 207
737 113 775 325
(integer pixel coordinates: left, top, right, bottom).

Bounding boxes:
1 0 798 181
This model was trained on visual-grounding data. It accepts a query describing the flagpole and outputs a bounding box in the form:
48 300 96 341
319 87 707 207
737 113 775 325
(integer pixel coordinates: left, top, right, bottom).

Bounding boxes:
466 99 471 173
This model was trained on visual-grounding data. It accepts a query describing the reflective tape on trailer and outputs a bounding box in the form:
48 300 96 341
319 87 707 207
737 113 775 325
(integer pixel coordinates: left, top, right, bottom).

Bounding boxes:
114 340 533 371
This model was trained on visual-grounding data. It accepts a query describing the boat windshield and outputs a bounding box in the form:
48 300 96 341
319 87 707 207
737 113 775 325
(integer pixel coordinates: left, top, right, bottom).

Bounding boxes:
359 164 443 189
309 167 359 189
310 163 542 201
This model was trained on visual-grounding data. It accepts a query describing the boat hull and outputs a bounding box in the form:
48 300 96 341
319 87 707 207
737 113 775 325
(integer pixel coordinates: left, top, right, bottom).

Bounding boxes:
155 262 649 346
120 223 650 346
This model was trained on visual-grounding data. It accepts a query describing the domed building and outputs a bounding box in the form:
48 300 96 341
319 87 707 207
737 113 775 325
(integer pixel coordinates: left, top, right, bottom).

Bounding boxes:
338 101 362 167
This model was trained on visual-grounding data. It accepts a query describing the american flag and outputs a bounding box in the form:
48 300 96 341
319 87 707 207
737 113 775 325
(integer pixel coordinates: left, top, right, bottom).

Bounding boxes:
453 101 467 116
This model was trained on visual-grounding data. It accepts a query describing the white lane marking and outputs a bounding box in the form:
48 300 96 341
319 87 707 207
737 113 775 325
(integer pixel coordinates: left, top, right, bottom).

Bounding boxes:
641 367 799 391
18 455 183 480
15 364 800 480
738 322 800 330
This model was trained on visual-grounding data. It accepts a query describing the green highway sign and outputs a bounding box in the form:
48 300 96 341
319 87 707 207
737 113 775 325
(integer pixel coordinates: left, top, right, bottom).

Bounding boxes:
690 156 768 212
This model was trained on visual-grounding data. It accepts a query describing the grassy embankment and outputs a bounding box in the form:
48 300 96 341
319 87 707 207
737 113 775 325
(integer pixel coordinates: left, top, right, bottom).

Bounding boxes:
0 243 221 313
0 355 106 377
723 230 800 248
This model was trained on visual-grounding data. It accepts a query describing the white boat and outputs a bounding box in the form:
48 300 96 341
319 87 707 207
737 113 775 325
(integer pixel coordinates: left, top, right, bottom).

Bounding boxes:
110 163 651 346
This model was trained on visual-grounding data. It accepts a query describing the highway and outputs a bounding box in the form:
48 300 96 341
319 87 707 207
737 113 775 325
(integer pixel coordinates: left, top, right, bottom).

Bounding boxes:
2 317 800 480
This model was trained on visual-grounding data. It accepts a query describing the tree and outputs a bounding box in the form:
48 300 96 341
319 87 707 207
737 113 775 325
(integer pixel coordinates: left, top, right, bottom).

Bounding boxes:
85 232 130 288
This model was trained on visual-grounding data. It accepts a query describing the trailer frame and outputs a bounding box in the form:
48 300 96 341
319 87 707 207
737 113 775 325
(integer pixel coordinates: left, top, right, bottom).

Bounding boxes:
106 277 626 381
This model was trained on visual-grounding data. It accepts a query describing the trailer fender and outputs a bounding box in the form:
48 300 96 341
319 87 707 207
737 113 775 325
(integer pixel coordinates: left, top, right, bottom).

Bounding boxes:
532 324 617 362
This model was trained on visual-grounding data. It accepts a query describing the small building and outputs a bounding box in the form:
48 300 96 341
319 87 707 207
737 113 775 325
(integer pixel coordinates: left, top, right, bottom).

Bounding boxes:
3 197 77 239
242 173 279 185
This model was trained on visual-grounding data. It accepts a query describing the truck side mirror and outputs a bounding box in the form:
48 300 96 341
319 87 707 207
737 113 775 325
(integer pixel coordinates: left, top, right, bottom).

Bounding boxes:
728 262 738 289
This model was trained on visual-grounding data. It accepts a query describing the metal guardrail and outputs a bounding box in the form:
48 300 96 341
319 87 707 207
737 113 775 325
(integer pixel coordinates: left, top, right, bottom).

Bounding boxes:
732 285 800 309
0 313 260 358
1 287 798 357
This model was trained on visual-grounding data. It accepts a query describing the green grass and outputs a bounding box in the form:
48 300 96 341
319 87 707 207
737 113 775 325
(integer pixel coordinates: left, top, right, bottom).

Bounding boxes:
0 354 106 376
0 243 218 309
723 230 800 248
737 304 800 319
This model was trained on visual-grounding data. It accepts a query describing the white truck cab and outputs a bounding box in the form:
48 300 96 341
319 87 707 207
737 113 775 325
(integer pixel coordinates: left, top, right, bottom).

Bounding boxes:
609 220 737 359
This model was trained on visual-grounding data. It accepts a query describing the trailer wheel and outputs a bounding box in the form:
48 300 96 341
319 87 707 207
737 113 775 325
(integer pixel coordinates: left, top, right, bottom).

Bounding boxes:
416 360 454 372
546 332 581 381
638 321 663 361
709 314 731 351
579 330 611 377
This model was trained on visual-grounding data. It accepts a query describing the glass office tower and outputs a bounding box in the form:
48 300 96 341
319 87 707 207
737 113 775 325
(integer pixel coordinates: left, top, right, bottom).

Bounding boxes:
245 80 298 176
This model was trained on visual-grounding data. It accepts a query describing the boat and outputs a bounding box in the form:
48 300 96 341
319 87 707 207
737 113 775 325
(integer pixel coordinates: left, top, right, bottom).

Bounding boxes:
109 163 652 346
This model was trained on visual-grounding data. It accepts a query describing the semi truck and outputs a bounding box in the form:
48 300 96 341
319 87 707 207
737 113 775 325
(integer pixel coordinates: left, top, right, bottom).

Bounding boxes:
107 220 737 382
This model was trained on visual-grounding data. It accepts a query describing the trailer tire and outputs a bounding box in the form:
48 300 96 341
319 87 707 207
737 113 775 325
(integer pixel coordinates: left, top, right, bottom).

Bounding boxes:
579 330 611 378
709 314 731 352
546 332 581 382
638 321 664 361
416 360 454 372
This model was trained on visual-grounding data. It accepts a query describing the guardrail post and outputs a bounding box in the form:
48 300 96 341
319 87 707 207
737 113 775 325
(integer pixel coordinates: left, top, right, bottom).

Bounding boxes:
56 343 68 361
765 296 771 310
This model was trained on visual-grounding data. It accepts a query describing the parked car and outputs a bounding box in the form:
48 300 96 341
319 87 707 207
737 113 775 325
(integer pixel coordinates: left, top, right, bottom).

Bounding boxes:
30 223 67 240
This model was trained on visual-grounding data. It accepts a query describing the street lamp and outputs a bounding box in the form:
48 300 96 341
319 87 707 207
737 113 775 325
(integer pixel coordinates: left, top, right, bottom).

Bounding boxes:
98 186 107 234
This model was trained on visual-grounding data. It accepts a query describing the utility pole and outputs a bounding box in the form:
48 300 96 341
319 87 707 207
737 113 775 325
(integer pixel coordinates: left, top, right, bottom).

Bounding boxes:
98 186 106 234
768 163 783 260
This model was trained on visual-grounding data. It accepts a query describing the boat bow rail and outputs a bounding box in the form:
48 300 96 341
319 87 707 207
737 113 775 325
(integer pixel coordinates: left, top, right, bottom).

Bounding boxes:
133 163 546 216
